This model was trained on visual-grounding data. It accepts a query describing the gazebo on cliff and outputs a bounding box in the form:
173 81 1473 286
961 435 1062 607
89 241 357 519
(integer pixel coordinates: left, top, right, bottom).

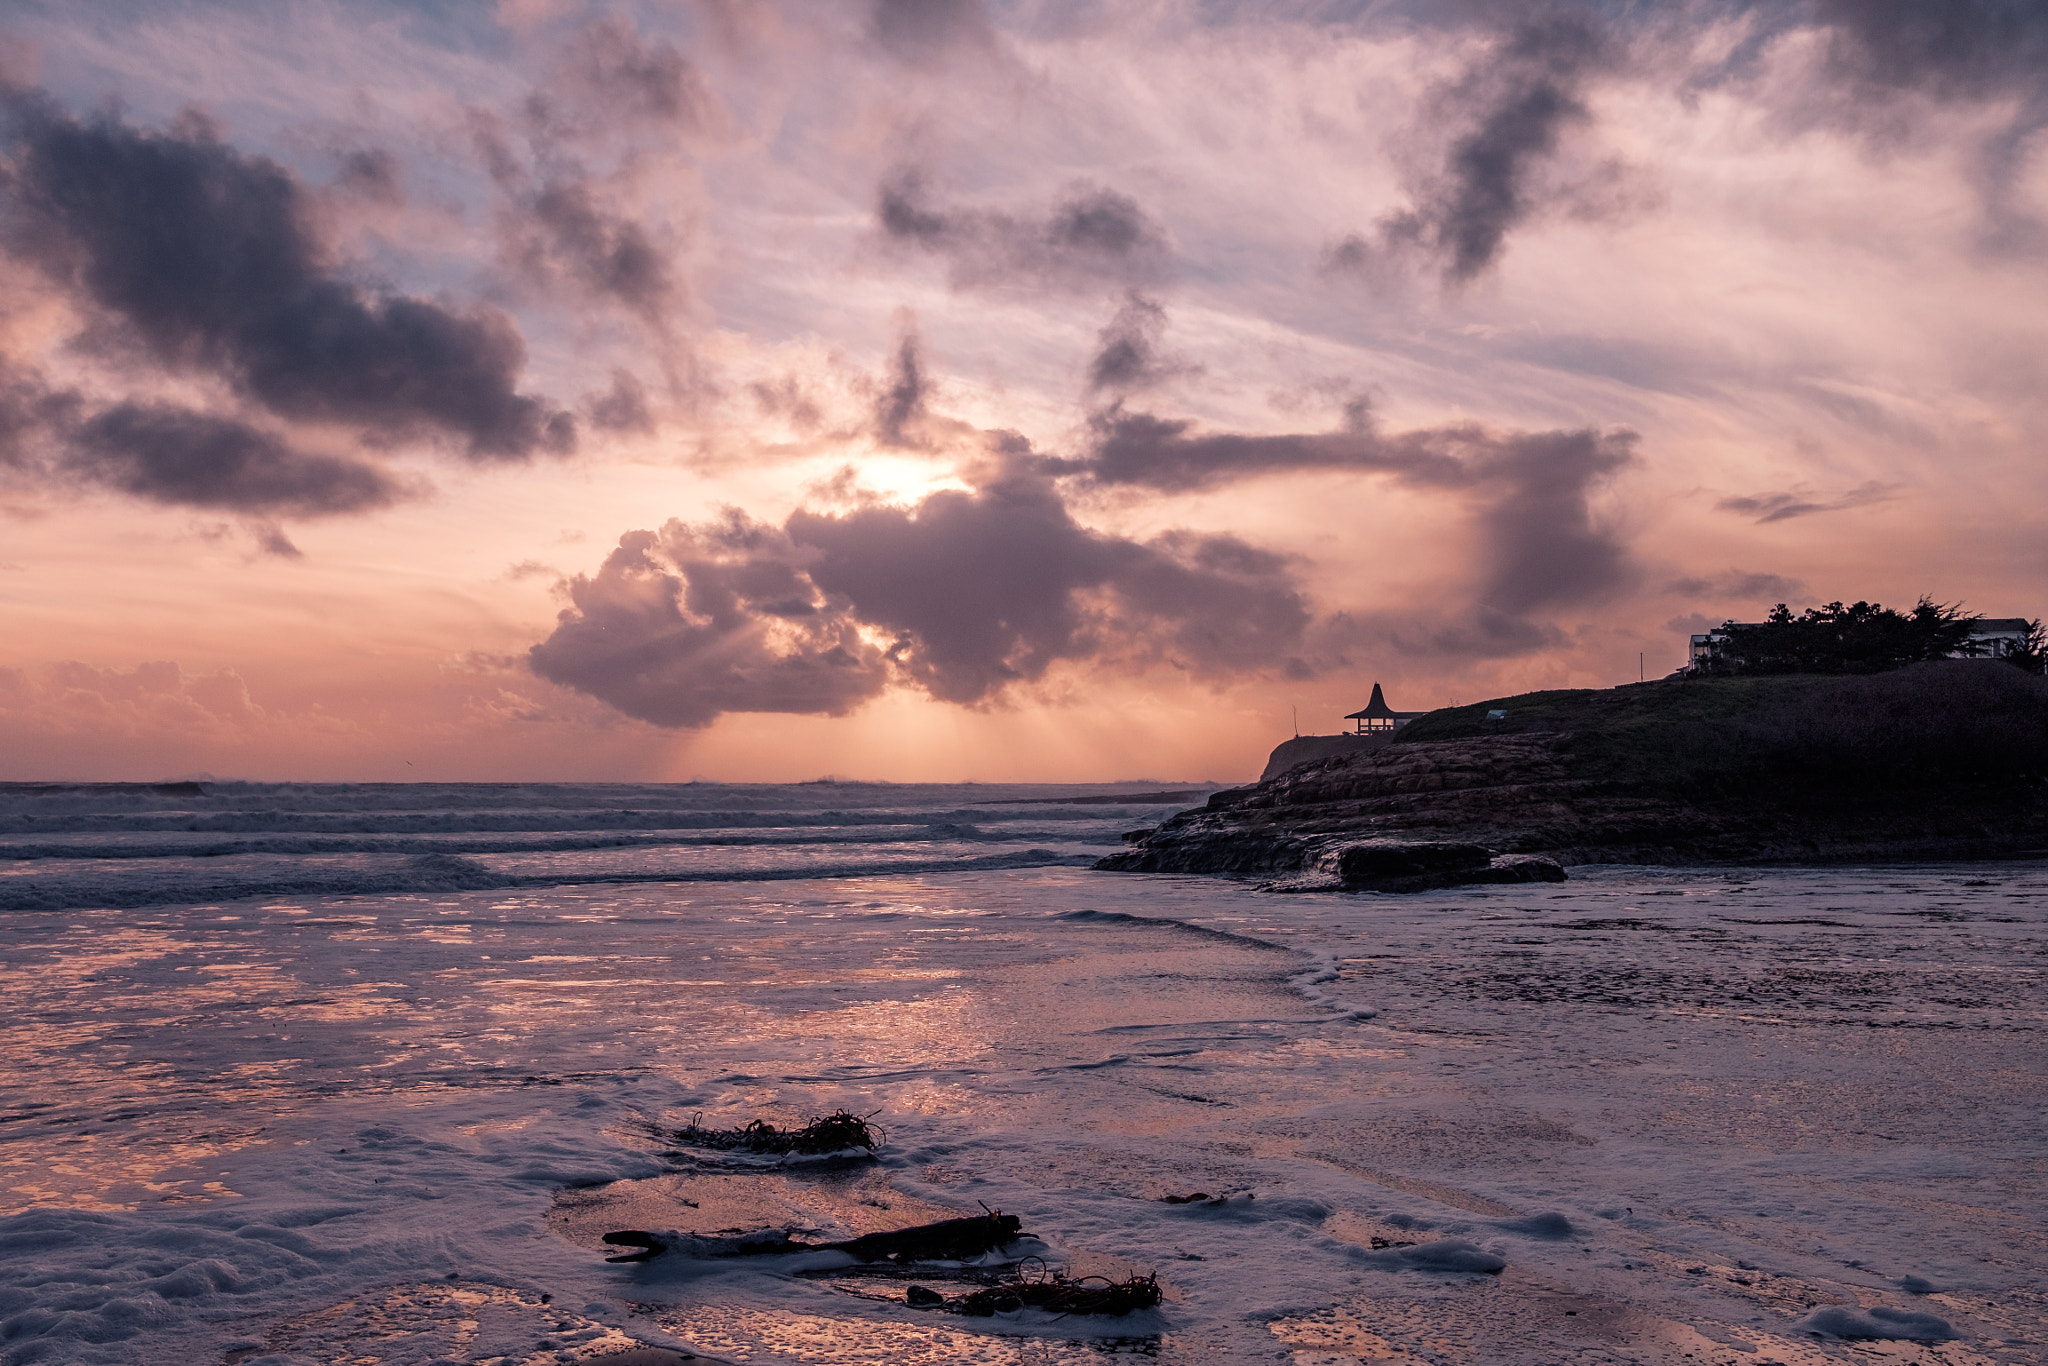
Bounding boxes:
1345 683 1426 735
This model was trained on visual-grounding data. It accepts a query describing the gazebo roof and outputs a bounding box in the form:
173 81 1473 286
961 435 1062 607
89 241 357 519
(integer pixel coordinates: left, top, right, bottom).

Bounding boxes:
1345 682 1408 720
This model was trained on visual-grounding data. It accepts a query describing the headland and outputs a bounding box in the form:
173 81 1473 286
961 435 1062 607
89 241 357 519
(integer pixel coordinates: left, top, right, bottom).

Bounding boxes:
1099 661 2048 891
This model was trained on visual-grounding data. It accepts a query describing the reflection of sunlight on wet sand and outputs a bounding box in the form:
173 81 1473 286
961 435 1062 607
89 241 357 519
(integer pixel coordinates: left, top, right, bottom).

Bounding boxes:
1267 1281 2004 1366
655 1304 1161 1366
767 989 992 1069
11 1134 267 1212
5 881 1149 1214
8 862 2040 1363
231 1282 652 1365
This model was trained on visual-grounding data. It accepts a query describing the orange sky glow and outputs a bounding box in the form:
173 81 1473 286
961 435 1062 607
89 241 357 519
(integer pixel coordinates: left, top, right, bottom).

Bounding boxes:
2 0 2044 782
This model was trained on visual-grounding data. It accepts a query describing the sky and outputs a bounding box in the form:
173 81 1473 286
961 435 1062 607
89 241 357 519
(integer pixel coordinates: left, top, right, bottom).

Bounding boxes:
0 0 2043 783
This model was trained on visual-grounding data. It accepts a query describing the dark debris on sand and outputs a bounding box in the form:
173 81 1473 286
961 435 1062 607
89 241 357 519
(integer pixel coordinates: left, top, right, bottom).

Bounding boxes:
601 1210 1025 1264
905 1259 1163 1317
648 1109 883 1158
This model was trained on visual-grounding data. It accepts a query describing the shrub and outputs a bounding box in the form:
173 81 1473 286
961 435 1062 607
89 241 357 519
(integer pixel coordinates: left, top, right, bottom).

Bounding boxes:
1697 598 1977 676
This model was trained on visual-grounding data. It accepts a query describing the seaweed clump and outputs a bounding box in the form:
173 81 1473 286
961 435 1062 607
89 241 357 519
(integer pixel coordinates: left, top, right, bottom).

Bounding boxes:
660 1109 882 1157
906 1259 1162 1317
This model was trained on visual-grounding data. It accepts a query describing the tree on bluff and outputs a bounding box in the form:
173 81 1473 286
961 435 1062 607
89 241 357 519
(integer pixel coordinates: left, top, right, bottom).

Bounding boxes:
1698 598 2041 676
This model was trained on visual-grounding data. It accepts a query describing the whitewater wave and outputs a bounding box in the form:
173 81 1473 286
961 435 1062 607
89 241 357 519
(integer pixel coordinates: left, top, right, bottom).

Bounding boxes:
0 806 1162 836
1286 949 1379 1019
0 848 1095 913
0 822 1036 861
1055 908 1378 1020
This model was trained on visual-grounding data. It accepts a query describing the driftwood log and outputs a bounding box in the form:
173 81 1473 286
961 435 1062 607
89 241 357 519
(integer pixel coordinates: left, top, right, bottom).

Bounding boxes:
602 1210 1024 1264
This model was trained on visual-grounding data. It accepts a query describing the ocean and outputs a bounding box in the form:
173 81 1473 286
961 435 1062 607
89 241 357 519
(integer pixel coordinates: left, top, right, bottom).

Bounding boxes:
1 782 2042 1364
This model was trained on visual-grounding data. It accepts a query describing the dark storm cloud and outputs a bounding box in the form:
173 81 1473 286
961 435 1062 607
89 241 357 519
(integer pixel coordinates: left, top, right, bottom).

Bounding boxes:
1330 14 1611 284
1064 402 1637 617
0 87 574 461
529 453 1315 727
877 170 1171 292
1085 293 1189 395
0 354 409 519
790 453 1311 702
65 403 403 516
1811 0 2048 101
1716 480 1896 523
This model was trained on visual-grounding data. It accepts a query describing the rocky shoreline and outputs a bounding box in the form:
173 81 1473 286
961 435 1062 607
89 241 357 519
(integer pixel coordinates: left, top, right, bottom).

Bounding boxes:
1098 669 2048 891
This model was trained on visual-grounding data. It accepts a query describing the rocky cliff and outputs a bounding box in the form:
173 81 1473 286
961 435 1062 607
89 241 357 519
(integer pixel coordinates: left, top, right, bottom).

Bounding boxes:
1256 732 1393 781
1100 664 2048 891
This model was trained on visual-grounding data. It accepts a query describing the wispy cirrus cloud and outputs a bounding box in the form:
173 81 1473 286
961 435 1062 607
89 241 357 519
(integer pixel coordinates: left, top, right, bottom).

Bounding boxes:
1716 481 1898 524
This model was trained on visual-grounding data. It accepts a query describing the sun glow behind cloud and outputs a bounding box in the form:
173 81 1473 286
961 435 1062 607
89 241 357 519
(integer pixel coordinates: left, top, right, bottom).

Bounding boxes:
0 0 2043 780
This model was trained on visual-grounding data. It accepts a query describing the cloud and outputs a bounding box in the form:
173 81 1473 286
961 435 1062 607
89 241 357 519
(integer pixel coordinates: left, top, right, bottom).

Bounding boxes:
1812 0 2048 102
583 369 654 433
527 512 893 728
1085 292 1191 395
250 522 302 558
528 177 672 312
1666 569 1805 599
789 448 1311 702
1315 601 1570 665
330 146 402 205
1329 14 1614 284
65 403 403 516
874 329 930 448
529 447 1315 727
0 358 78 471
471 112 679 325
467 17 714 355
1467 424 1636 615
869 0 998 62
1061 401 1637 617
1715 480 1898 523
549 14 723 131
877 169 1171 292
0 85 574 460
11 658 266 731
0 349 406 523
1794 0 2048 246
